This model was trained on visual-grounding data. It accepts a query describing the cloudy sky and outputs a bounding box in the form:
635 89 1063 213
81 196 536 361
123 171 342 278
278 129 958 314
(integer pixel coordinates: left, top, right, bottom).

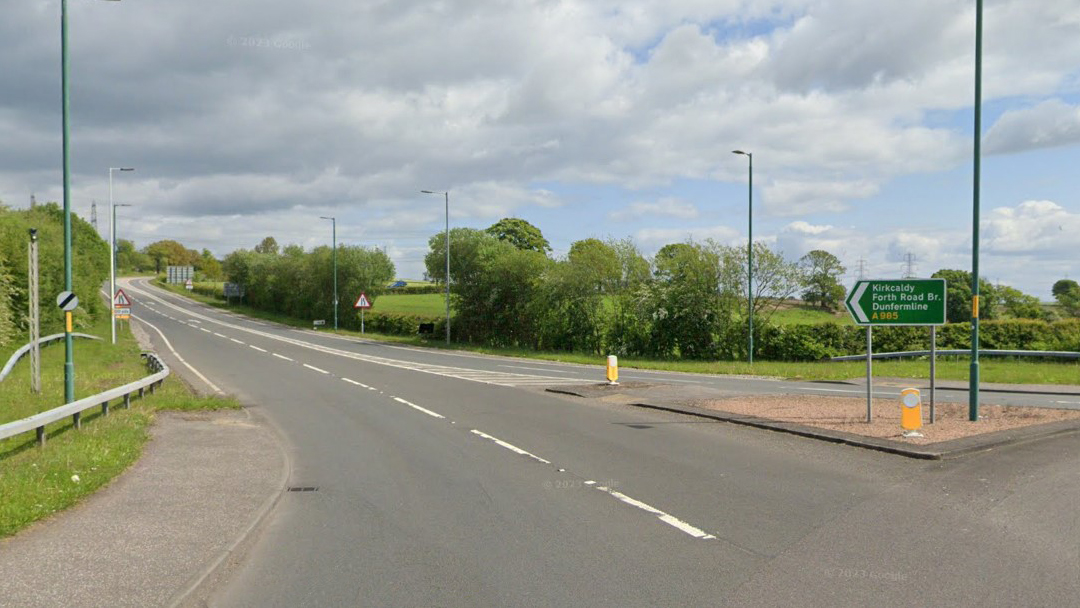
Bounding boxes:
3 0 1078 298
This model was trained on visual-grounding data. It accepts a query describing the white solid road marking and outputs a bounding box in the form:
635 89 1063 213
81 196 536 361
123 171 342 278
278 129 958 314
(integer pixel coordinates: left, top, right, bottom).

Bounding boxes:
592 484 716 540
801 387 861 394
249 345 267 353
272 353 294 361
230 338 245 344
469 429 551 464
392 396 446 419
131 314 223 395
303 363 330 374
500 364 575 374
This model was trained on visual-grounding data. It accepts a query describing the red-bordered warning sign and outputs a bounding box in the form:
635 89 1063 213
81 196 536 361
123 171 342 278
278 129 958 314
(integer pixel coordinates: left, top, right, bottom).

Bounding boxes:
353 292 372 309
114 289 131 307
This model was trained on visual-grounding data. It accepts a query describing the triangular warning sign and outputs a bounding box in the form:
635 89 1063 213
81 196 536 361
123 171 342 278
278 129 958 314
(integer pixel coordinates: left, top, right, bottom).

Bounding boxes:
114 289 131 307
353 293 372 309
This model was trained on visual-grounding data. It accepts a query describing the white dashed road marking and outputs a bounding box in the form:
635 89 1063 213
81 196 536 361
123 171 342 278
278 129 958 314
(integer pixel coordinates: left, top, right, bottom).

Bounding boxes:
272 353 293 361
231 338 245 344
590 483 716 540
249 345 267 353
392 396 445 419
303 363 329 374
469 429 551 464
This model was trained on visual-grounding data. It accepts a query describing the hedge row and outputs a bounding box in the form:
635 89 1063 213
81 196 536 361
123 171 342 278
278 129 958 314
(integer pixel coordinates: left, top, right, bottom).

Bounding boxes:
754 318 1080 361
362 311 445 339
385 284 444 295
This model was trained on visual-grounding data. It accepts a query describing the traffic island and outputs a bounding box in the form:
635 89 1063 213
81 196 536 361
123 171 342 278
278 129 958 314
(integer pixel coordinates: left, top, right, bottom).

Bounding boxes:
546 383 1080 460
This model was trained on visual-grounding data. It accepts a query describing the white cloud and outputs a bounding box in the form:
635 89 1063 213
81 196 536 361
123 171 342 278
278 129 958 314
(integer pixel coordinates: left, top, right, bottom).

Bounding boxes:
984 200 1080 254
764 180 879 216
608 197 699 221
984 99 1080 155
635 224 740 246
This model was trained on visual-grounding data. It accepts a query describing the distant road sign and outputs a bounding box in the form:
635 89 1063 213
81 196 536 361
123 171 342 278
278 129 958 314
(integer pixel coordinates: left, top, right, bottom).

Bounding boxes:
845 279 946 326
313 320 326 326
114 307 131 319
353 292 372 309
57 291 79 311
185 278 194 291
114 289 131 307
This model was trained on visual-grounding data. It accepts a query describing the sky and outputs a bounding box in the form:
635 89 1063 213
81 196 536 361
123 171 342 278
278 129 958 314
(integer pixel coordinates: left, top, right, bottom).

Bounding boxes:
2 0 1078 299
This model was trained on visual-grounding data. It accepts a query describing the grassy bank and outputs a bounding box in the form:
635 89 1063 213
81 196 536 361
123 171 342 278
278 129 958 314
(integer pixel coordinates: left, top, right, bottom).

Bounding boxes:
152 279 1080 386
0 312 237 538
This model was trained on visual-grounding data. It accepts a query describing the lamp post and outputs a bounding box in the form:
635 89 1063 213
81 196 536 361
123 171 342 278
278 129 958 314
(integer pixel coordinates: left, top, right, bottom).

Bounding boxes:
109 167 134 344
732 150 753 364
969 0 984 422
61 0 123 403
320 216 337 330
421 190 451 344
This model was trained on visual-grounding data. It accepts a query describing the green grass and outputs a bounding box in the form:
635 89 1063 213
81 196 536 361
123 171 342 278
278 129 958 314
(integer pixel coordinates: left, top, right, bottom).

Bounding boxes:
0 312 238 538
769 304 854 326
372 293 447 316
154 281 1080 386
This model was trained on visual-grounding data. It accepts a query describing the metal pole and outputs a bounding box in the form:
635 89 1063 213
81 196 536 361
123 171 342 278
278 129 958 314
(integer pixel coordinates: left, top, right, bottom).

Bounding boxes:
332 218 338 330
930 325 937 424
747 153 753 364
29 232 41 393
969 0 983 422
445 191 450 345
866 326 873 423
109 169 115 344
61 0 75 404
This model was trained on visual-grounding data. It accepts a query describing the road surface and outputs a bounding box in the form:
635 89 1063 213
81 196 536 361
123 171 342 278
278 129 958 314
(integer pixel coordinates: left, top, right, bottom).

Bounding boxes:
122 278 1080 607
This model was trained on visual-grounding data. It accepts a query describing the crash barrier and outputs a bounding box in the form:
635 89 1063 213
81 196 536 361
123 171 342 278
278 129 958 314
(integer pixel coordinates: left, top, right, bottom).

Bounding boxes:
0 333 102 382
0 352 169 447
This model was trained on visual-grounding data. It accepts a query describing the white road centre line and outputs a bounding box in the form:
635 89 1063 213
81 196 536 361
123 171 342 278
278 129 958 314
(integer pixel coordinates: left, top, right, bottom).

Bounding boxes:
801 387 862 393
131 314 223 394
230 338 245 344
500 365 575 373
392 396 445 419
592 484 716 540
1056 400 1079 405
213 332 227 338
469 429 551 464
199 328 212 333
341 378 363 386
272 353 294 361
303 363 330 374
249 345 267 353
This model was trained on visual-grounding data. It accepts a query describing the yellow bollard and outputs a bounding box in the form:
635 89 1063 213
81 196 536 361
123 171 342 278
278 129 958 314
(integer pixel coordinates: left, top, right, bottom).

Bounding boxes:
606 355 619 385
901 388 923 437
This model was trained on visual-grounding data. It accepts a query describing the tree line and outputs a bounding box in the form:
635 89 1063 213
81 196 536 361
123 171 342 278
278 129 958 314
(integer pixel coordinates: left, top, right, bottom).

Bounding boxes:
0 202 110 350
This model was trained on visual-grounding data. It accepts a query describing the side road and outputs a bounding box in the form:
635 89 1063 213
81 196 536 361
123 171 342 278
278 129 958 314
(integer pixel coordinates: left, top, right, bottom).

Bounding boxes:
0 322 287 608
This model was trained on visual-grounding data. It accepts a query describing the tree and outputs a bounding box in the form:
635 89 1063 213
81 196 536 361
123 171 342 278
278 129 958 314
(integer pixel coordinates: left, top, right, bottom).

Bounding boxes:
1052 279 1080 317
932 269 999 323
996 285 1045 320
196 249 223 280
799 250 846 311
485 218 551 253
143 240 199 273
0 253 15 348
721 242 805 324
254 236 279 255
567 238 620 293
424 228 493 286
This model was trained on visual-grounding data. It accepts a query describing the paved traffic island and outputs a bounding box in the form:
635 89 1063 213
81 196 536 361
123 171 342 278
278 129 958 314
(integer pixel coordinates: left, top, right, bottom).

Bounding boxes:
546 383 1080 460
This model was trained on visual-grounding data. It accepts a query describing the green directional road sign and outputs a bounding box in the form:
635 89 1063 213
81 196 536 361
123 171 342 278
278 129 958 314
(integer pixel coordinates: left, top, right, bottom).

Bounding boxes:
845 279 946 326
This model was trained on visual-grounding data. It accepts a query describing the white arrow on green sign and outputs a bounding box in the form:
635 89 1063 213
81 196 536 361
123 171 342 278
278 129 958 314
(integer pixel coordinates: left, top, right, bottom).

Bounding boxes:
845 279 946 326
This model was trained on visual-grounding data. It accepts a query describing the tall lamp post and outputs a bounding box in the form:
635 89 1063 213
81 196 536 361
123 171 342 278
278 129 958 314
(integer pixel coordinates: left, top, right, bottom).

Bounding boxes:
109 167 134 344
969 0 984 422
732 150 753 364
421 190 451 345
320 216 337 330
61 0 123 403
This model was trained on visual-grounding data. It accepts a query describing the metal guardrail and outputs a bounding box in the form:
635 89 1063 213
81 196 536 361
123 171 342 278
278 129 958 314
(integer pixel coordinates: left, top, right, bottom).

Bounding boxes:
830 349 1080 362
0 352 170 447
0 333 102 382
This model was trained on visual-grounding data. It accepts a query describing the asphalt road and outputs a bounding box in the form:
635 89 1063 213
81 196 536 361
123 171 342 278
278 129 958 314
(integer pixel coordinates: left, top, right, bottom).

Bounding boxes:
122 278 1080 607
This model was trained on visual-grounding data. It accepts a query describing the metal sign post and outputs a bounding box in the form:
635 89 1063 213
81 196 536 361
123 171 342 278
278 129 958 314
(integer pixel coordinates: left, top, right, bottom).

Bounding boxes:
846 279 947 423
28 230 41 393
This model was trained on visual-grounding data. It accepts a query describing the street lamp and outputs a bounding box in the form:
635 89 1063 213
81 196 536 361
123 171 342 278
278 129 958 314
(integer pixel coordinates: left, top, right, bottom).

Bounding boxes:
732 150 753 364
969 0 984 422
109 167 134 344
61 0 124 403
320 216 337 330
421 190 451 345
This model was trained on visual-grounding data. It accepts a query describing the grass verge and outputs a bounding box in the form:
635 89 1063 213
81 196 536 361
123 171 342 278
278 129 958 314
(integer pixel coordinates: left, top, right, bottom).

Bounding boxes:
0 312 238 538
153 279 1080 386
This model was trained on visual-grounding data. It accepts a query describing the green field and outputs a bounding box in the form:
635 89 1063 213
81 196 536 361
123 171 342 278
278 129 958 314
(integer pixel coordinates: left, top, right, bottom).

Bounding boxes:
769 303 854 326
372 293 447 316
0 312 237 538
